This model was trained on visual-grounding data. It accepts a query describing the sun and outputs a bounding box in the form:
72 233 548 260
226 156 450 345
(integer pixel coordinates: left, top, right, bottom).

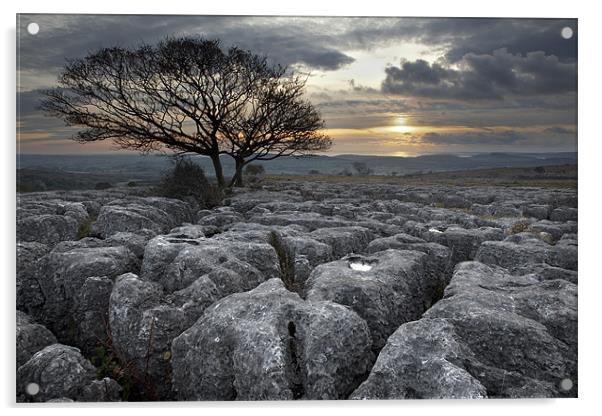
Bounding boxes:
390 116 414 134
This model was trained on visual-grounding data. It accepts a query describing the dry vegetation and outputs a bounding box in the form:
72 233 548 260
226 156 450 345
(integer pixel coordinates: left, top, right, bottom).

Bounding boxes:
265 164 577 189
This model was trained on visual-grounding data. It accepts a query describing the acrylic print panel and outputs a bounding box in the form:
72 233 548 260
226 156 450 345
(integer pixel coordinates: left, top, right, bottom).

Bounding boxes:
16 14 577 402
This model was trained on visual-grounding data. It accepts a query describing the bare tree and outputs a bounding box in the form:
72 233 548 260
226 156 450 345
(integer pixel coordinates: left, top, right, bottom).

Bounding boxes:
220 69 332 186
40 37 299 188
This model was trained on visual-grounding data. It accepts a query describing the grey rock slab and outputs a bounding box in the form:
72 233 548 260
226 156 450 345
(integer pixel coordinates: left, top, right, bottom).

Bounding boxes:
351 318 487 399
17 344 121 402
353 261 577 399
309 226 374 259
141 232 280 293
93 197 192 238
171 279 373 400
305 249 432 350
513 262 578 284
476 235 577 271
109 273 187 400
427 226 505 264
16 311 57 367
25 245 139 354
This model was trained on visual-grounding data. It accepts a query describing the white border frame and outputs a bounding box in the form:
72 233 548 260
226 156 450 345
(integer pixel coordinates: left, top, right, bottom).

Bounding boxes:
2 1 599 415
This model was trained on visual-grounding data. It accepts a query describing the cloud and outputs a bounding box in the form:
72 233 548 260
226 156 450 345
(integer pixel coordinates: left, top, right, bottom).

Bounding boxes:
420 130 525 145
18 15 577 85
544 126 575 135
16 15 577 155
17 14 357 79
382 48 576 100
429 19 577 64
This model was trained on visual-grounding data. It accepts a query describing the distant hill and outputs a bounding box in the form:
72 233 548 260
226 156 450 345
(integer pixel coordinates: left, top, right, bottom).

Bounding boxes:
16 152 577 191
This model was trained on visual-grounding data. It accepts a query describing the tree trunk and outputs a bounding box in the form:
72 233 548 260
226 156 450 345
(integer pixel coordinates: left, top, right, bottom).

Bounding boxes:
230 157 245 187
210 154 226 188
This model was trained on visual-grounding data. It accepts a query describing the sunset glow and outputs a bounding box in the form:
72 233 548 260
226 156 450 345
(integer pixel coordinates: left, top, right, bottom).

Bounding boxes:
17 15 577 156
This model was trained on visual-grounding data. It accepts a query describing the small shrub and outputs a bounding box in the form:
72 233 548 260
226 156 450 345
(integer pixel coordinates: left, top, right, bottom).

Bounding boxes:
308 169 321 175
127 181 138 187
244 164 265 176
509 221 530 235
534 166 546 174
155 157 222 209
352 161 373 176
92 345 136 401
94 182 112 190
76 217 96 239
244 164 265 186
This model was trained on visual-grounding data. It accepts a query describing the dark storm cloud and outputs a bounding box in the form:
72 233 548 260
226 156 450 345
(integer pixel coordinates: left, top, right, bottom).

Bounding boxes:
416 18 577 63
18 15 577 80
17 15 356 76
307 17 577 63
421 130 525 145
17 89 44 116
382 48 576 100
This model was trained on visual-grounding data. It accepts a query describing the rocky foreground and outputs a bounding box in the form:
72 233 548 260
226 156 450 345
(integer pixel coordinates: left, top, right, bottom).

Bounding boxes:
16 181 577 401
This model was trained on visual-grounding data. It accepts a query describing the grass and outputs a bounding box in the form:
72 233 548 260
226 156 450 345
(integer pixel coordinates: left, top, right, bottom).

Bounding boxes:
92 345 136 401
508 222 530 234
264 164 577 189
76 216 96 239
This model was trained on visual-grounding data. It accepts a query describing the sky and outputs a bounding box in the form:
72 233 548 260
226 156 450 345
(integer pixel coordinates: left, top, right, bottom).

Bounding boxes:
17 15 577 156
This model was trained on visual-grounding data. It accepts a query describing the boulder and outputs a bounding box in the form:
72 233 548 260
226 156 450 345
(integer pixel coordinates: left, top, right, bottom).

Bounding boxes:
16 242 50 311
471 203 522 218
16 311 57 367
476 234 577 271
248 211 352 231
17 214 79 246
72 276 115 354
103 230 156 258
353 261 577 399
93 197 192 238
366 235 453 301
141 232 279 293
513 262 578 284
171 279 373 400
523 204 551 220
110 246 280 400
25 245 139 353
17 199 91 246
527 220 566 242
17 344 121 402
351 318 487 399
109 274 189 400
196 212 244 229
550 207 578 222
309 226 374 258
365 233 425 252
282 236 334 266
423 261 577 397
305 249 433 350
427 226 505 264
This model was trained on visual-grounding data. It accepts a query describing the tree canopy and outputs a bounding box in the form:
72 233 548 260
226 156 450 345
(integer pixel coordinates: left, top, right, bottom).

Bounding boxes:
41 37 331 187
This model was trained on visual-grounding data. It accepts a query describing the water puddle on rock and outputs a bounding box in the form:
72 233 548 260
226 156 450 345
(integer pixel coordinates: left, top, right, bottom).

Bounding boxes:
349 262 373 272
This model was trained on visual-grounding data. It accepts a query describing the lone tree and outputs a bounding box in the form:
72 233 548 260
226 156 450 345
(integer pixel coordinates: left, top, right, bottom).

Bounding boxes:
40 37 331 188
